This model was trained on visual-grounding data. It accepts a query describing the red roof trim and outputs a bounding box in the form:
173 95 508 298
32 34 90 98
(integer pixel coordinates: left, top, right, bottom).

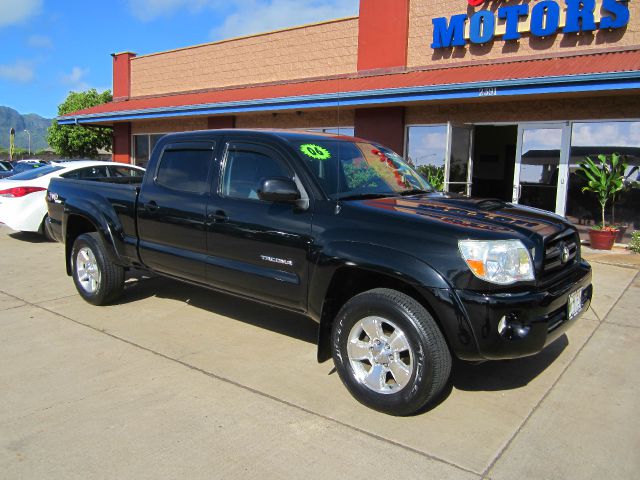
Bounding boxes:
65 49 640 118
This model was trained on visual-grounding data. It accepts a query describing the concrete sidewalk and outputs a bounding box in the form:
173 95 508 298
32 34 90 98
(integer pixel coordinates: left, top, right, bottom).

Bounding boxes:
1 225 638 479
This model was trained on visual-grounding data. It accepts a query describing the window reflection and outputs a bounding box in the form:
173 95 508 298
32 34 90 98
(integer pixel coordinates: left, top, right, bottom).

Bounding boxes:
406 126 448 191
518 128 562 213
567 121 640 243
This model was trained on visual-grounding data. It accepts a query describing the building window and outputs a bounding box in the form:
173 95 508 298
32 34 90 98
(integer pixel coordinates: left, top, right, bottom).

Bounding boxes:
133 133 165 168
406 125 448 189
566 121 640 243
305 127 355 136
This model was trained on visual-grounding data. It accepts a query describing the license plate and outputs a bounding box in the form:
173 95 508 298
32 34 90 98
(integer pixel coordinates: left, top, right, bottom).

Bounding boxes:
568 288 583 320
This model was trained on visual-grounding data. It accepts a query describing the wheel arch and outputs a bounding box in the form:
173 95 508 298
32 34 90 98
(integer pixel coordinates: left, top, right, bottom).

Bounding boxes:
311 242 461 362
64 213 120 276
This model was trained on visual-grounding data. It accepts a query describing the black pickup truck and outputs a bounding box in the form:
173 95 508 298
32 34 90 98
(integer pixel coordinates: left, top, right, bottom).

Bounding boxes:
46 129 592 415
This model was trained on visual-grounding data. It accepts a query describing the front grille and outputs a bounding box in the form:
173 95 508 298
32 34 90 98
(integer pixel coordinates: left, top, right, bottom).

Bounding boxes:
543 230 579 276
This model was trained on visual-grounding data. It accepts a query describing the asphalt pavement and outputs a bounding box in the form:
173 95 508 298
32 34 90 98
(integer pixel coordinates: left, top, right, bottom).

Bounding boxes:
1 224 638 479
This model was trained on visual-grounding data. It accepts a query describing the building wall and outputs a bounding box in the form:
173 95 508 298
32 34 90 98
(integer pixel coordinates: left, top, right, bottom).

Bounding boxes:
406 94 640 124
407 0 640 68
235 109 355 129
130 18 359 98
131 117 209 135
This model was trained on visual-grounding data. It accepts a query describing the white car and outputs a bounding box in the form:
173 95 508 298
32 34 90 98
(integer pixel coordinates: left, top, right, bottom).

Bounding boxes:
0 161 144 239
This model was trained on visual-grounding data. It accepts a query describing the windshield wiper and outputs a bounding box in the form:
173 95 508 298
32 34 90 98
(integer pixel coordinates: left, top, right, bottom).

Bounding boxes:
399 188 432 196
335 193 399 201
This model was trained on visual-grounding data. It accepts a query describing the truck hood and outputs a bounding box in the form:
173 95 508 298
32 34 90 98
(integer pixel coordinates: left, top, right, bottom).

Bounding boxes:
354 193 571 241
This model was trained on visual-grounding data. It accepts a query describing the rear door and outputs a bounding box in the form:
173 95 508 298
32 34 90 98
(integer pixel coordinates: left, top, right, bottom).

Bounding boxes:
205 139 313 311
137 141 216 283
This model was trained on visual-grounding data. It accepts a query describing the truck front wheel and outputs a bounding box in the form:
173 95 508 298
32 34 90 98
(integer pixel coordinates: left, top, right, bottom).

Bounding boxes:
71 233 124 306
331 288 451 416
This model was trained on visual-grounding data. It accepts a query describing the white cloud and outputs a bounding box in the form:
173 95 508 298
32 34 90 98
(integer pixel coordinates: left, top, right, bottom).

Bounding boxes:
572 122 640 148
127 0 211 21
61 66 90 91
27 34 52 49
523 128 563 150
0 0 42 28
127 0 358 36
0 60 34 82
210 0 359 40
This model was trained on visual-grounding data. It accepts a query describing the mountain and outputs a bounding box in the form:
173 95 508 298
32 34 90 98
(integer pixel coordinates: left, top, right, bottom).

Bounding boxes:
0 106 52 152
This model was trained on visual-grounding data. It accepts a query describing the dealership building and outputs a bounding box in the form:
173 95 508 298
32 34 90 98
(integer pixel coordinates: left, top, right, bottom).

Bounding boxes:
60 0 640 239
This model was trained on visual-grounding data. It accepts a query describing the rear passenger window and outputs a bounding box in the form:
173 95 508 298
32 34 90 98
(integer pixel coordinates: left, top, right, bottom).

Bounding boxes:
156 148 212 193
65 166 109 180
222 149 291 200
108 166 144 177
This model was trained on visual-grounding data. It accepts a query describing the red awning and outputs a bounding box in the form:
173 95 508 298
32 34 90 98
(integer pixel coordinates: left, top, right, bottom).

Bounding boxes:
63 49 640 119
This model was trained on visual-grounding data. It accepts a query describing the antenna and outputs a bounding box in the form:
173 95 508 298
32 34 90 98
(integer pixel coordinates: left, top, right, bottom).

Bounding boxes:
335 74 343 214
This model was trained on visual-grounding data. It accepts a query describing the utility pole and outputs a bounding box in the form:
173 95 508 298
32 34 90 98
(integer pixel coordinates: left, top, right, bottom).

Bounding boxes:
9 128 15 161
24 129 31 155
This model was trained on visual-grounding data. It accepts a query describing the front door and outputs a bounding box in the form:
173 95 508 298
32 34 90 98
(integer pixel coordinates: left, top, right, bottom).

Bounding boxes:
205 140 313 311
446 123 474 196
513 123 570 215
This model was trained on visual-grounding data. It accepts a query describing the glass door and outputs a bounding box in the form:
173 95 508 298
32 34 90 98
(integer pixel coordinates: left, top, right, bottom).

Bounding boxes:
446 123 474 196
513 123 571 215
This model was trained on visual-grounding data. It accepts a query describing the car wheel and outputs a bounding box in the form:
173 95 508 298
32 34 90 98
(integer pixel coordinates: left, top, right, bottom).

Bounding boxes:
71 232 124 305
331 288 451 416
41 215 55 242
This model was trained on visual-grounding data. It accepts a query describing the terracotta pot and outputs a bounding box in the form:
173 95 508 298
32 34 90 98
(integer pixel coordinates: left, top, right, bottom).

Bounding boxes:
589 228 619 250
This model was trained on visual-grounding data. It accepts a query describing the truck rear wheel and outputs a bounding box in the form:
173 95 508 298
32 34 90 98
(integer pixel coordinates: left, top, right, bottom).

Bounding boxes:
331 288 451 416
71 233 124 305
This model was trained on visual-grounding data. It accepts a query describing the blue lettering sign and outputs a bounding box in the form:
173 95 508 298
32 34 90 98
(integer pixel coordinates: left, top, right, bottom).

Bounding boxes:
431 14 467 48
430 0 630 49
530 1 560 37
470 10 495 44
498 4 529 41
564 0 597 33
601 0 630 29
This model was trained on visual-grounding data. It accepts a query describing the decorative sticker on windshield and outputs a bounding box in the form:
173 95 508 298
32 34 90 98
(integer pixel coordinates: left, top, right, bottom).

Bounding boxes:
300 144 331 160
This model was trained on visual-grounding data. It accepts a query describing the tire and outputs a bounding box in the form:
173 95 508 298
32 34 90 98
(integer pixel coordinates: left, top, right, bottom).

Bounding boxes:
71 232 124 305
41 216 55 242
331 288 451 416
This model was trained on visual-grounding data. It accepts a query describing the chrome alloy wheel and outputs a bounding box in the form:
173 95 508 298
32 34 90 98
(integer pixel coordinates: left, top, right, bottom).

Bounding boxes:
76 247 101 294
346 316 414 394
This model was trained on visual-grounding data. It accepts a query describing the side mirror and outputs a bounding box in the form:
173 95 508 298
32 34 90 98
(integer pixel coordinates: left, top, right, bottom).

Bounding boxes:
258 177 301 203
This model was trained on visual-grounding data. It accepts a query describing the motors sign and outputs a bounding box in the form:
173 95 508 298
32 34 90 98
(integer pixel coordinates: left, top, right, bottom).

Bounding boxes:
432 0 630 48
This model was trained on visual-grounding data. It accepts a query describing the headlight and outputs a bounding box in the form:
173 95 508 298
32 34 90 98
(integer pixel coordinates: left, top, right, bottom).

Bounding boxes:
458 239 535 285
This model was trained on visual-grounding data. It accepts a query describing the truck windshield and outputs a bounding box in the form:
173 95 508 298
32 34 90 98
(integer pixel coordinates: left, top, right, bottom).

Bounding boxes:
293 140 433 200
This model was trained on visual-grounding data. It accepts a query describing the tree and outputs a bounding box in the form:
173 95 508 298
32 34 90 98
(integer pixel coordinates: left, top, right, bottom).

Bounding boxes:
47 89 113 158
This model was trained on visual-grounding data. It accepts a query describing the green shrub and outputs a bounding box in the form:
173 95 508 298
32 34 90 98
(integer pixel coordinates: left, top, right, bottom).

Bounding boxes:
630 231 640 254
416 165 445 191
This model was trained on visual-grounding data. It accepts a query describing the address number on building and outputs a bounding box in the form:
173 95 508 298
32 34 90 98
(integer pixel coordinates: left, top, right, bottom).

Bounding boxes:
479 87 497 97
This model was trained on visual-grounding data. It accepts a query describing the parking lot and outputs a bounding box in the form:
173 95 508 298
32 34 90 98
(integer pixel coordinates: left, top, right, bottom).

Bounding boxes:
1 223 639 479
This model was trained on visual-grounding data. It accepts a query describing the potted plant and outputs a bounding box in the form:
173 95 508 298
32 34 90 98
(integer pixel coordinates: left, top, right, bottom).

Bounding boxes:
577 153 628 250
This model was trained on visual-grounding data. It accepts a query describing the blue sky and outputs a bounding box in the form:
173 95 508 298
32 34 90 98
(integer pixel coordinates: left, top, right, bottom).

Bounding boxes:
0 0 359 119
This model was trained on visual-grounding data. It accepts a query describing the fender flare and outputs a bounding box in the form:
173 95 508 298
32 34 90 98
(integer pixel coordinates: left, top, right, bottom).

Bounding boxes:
62 199 126 275
308 241 451 322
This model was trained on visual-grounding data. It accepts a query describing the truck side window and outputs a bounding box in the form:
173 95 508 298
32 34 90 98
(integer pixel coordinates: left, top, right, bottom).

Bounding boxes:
222 149 291 200
156 149 211 193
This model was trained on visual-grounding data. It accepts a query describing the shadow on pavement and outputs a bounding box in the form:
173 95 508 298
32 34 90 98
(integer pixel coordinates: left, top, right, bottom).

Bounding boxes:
119 272 318 345
452 334 569 391
8 231 50 244
118 272 568 398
